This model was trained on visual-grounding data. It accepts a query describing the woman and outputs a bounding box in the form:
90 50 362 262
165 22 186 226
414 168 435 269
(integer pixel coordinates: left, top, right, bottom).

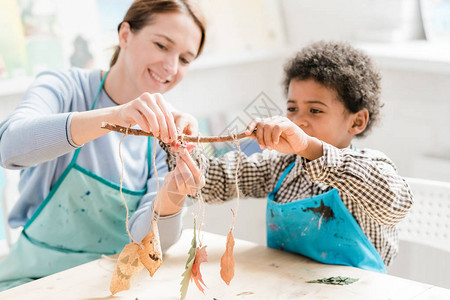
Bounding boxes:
0 0 206 290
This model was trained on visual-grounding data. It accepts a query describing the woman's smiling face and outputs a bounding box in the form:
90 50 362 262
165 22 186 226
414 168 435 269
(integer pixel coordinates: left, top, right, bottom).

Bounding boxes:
286 78 357 148
120 12 202 94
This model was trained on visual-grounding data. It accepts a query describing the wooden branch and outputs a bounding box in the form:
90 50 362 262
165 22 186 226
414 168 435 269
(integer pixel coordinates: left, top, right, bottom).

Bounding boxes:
101 122 254 143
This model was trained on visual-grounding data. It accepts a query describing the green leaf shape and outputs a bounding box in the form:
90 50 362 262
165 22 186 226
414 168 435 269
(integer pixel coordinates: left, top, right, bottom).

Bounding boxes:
306 276 359 285
180 220 198 299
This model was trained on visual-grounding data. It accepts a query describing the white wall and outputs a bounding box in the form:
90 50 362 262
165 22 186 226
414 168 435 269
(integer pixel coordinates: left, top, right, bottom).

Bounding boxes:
359 69 450 182
281 0 425 46
0 95 21 121
165 55 287 119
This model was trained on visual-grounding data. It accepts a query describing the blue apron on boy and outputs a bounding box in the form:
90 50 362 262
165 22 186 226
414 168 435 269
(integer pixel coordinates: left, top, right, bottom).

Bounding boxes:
0 72 152 290
266 161 386 273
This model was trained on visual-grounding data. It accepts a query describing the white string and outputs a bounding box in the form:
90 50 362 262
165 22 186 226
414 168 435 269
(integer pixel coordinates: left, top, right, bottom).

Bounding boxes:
231 130 241 229
118 126 139 244
151 137 161 222
195 134 207 247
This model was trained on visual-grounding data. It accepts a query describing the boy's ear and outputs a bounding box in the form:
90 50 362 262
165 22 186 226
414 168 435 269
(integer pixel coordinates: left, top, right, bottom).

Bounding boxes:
349 109 369 135
118 22 132 49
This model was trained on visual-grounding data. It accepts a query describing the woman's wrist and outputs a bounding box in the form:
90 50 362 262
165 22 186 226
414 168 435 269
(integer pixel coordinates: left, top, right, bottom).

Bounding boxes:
70 106 121 146
153 184 185 216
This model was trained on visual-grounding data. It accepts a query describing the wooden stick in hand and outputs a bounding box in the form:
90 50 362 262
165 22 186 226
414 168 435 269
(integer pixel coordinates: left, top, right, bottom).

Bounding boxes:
101 122 254 143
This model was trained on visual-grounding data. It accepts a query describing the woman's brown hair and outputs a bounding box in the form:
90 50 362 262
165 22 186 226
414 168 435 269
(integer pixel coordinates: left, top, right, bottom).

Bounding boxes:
109 0 206 67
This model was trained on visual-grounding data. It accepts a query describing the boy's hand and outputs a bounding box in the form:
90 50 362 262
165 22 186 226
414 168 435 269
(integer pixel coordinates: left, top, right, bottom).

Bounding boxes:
245 116 323 160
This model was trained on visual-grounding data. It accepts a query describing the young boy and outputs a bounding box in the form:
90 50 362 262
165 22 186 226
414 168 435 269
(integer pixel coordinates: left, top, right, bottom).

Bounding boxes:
159 41 413 273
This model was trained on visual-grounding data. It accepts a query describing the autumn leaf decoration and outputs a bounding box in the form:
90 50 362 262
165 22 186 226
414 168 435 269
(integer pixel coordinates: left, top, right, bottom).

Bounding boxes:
110 243 144 295
110 219 162 295
307 276 359 285
191 245 208 292
180 220 197 300
180 219 209 299
220 228 235 285
138 218 163 276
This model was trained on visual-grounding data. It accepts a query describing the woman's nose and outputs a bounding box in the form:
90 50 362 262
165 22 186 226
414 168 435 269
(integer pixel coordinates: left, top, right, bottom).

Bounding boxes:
163 55 178 76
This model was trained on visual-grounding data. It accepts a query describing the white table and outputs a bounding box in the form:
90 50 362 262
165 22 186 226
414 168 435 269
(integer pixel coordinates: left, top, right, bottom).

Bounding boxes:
1 229 449 300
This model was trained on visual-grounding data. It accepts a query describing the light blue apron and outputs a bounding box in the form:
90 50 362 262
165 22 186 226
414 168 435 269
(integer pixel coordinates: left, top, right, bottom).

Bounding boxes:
267 161 386 273
0 72 152 290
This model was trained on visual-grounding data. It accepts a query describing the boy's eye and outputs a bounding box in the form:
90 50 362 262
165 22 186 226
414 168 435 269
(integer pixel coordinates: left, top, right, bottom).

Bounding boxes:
287 107 297 112
155 42 167 50
310 108 322 113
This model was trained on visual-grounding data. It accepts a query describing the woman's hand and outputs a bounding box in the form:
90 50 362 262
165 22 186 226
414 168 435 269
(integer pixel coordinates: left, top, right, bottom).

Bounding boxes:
245 116 323 160
154 148 205 216
117 92 177 144
172 111 199 136
167 111 199 152
166 148 205 196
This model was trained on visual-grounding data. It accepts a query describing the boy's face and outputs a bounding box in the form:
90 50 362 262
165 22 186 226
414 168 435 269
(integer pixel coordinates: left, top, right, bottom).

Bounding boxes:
286 78 356 149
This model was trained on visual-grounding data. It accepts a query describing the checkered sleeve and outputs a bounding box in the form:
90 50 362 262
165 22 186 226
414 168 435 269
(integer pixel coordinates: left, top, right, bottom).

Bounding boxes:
159 141 178 173
305 142 413 225
159 141 279 203
199 150 281 203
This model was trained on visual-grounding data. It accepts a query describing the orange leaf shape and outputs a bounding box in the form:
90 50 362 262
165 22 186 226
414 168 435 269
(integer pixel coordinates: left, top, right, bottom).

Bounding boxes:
191 245 208 293
110 242 144 295
138 219 162 277
220 229 235 285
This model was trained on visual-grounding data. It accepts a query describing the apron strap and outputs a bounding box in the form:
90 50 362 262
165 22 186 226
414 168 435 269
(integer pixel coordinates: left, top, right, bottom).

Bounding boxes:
147 137 153 174
69 71 153 177
272 161 295 196
70 70 109 166
90 70 108 111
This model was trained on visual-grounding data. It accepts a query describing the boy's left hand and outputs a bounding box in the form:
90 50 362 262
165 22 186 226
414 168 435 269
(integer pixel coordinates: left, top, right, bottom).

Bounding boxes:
245 116 321 159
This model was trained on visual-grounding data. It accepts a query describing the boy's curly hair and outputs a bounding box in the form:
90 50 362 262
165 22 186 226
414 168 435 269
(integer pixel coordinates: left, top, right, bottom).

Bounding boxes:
283 41 383 137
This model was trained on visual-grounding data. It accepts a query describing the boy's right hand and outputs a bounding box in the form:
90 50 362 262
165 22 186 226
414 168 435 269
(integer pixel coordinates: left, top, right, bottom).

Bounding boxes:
245 116 323 160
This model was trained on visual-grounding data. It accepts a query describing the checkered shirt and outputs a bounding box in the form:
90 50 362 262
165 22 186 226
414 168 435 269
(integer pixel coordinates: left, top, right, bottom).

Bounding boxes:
162 142 413 266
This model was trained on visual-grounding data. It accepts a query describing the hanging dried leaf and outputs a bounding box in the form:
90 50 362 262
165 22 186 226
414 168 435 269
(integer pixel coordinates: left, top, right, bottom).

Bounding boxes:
220 229 235 285
191 245 208 293
110 243 144 295
138 219 162 277
180 221 197 300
